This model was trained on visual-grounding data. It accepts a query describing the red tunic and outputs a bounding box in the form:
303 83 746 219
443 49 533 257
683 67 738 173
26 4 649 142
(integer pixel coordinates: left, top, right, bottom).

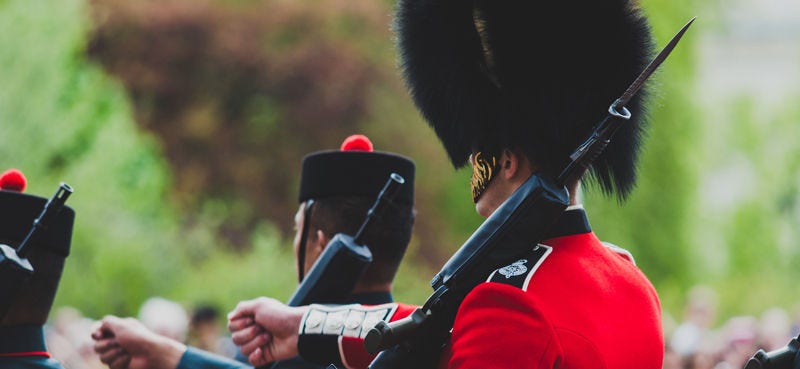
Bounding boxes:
442 230 663 369
306 210 663 369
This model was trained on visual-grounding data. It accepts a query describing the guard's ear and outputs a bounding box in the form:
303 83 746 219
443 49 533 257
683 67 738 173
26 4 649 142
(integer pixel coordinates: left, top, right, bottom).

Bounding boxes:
314 229 330 252
500 149 520 180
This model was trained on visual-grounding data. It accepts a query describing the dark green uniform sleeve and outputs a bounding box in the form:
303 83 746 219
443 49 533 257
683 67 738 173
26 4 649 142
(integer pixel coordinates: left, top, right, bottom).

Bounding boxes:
178 346 251 369
0 356 65 369
179 347 327 369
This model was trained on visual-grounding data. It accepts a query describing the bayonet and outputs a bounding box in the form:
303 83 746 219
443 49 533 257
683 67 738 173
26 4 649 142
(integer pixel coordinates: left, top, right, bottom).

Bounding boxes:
559 17 696 186
614 17 696 109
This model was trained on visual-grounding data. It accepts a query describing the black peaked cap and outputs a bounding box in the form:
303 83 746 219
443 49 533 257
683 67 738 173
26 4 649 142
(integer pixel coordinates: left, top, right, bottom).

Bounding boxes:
299 151 415 205
0 190 75 257
395 0 654 198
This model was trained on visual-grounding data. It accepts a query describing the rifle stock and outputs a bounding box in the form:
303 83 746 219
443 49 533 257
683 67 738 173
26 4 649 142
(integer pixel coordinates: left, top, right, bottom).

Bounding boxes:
745 336 800 369
365 175 568 368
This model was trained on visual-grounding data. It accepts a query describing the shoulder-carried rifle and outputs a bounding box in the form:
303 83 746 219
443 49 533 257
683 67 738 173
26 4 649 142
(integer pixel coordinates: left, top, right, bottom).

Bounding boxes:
287 173 405 307
745 336 800 369
243 175 405 368
363 19 695 369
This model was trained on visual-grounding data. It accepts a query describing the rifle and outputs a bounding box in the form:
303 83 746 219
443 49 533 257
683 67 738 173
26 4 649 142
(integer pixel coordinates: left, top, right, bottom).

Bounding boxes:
745 336 800 369
287 173 405 306
0 183 73 319
235 174 405 368
363 19 695 369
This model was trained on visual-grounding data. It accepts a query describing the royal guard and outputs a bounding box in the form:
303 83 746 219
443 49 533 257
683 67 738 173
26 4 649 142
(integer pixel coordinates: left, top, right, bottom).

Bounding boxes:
224 0 667 368
91 135 419 369
247 134 420 369
388 0 663 366
0 169 76 369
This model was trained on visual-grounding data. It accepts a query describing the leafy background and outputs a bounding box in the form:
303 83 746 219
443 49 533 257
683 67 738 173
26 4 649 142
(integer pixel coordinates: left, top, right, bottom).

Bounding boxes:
1 0 798 330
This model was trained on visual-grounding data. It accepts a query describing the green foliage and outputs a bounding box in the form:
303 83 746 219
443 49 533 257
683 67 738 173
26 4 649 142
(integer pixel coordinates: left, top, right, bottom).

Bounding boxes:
693 93 800 322
0 0 175 316
85 0 393 241
168 222 299 312
0 0 302 318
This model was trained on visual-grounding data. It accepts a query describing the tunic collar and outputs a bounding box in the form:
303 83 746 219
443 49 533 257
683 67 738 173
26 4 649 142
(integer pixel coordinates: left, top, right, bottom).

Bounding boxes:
0 325 48 355
544 207 592 240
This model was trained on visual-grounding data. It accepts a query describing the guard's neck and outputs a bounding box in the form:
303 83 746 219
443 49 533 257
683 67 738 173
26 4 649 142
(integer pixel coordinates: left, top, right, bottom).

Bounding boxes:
352 281 392 295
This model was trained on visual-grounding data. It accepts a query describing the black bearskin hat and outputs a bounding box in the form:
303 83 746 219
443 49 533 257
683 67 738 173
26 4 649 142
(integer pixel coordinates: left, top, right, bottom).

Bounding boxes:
395 0 654 198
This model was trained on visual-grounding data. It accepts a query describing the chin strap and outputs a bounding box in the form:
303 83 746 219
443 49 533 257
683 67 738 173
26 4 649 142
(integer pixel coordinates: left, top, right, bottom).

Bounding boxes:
297 199 316 283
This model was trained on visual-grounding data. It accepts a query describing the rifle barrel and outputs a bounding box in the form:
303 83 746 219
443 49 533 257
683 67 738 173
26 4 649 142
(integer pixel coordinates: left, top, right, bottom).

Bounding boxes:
17 183 73 257
353 173 404 244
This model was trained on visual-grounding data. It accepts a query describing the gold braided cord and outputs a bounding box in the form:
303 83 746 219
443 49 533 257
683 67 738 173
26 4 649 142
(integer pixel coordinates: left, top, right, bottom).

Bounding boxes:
470 151 499 203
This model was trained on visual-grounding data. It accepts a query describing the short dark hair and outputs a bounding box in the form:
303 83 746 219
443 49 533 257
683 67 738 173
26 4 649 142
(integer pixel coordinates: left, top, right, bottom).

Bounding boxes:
190 305 220 326
307 195 414 285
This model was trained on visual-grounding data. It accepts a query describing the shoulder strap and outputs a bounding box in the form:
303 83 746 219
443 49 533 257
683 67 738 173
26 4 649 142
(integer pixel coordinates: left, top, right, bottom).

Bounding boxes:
486 244 552 291
601 241 636 265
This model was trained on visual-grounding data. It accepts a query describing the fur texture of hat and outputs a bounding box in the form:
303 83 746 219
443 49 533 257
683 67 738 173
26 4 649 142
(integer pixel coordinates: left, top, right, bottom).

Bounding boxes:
395 0 654 198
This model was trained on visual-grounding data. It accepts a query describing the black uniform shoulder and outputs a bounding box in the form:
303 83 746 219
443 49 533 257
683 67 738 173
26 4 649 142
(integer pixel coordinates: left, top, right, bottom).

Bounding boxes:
486 244 552 291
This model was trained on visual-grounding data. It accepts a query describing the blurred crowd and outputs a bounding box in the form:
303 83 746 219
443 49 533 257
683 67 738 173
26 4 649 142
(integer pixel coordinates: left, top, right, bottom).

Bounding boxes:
663 286 800 369
43 288 800 369
44 298 237 369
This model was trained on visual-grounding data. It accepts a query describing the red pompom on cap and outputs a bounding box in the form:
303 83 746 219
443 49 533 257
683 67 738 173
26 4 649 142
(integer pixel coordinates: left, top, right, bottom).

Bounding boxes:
0 168 27 192
340 134 374 152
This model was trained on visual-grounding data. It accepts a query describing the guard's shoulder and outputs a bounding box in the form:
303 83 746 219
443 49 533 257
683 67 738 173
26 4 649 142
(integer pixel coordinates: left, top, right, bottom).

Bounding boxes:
486 244 553 291
601 241 636 265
